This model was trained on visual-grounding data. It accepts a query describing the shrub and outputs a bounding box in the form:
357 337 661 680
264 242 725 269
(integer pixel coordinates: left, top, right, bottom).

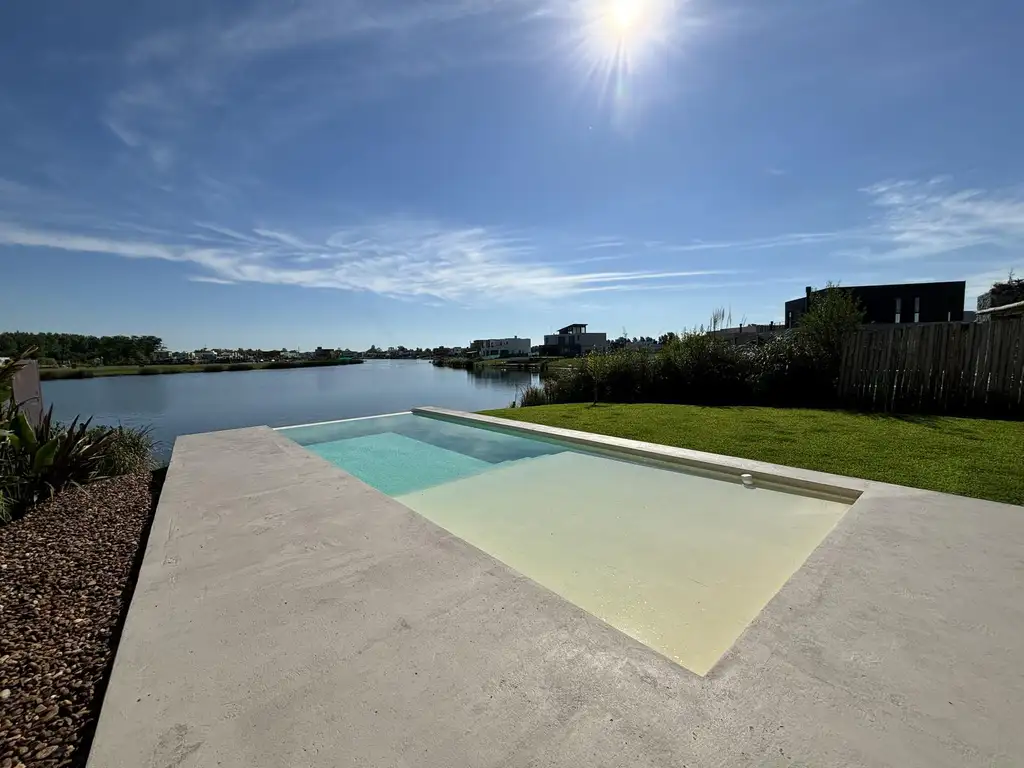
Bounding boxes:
46 368 95 379
1 408 115 521
518 385 549 407
137 366 161 375
745 333 833 407
227 363 255 372
514 285 866 410
990 271 1024 307
91 425 155 476
655 333 750 405
203 364 227 372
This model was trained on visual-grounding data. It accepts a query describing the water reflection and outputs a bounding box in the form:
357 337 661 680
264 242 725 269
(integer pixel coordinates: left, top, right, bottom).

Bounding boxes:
43 360 535 459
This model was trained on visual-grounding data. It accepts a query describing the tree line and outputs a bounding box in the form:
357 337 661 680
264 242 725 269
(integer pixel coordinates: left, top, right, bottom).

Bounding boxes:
0 332 163 366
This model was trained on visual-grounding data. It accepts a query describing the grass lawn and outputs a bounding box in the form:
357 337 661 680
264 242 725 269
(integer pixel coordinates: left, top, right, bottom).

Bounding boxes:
483 403 1024 506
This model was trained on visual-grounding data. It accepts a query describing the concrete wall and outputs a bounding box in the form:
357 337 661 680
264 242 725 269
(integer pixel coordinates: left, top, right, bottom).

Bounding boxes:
11 359 44 427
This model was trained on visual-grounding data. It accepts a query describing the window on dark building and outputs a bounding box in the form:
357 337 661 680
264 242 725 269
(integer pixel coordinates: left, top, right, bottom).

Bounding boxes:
914 297 920 323
895 297 902 324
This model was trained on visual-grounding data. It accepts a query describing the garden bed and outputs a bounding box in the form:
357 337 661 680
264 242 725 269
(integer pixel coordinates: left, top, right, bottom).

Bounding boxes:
0 472 162 767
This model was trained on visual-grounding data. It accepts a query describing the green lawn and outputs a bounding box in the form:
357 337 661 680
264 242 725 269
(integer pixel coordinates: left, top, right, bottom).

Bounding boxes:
483 404 1024 506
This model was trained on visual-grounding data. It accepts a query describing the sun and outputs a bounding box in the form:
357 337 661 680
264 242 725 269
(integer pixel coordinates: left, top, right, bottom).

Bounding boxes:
581 0 673 62
569 0 683 119
607 0 644 37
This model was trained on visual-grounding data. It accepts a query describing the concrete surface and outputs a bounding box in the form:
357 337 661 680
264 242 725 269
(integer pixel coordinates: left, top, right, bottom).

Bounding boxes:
88 419 1024 768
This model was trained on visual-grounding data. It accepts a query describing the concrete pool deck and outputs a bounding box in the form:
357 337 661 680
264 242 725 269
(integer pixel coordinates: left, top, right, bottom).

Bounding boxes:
88 413 1024 767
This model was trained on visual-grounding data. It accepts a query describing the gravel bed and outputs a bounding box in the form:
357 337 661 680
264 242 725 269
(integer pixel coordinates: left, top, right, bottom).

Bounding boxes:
0 473 159 768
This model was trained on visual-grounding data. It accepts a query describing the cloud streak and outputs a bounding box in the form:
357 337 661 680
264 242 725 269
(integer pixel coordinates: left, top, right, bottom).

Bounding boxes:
3 177 1022 306
0 218 738 302
849 179 1024 261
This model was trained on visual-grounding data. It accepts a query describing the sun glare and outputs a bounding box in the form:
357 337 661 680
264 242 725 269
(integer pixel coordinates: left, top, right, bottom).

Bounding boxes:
591 0 665 51
576 0 677 89
569 0 680 119
608 0 644 37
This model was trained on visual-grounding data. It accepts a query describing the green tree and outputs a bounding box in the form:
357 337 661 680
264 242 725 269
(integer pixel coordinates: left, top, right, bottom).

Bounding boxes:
797 283 865 368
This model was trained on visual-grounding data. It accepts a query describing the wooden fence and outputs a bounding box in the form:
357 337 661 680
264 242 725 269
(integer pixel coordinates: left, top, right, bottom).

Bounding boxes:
838 319 1024 418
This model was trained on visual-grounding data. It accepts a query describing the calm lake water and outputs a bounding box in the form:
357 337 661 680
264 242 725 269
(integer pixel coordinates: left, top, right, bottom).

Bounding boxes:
43 360 536 460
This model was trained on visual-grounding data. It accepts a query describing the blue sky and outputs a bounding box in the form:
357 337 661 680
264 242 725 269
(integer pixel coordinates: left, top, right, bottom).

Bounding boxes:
1 0 1022 351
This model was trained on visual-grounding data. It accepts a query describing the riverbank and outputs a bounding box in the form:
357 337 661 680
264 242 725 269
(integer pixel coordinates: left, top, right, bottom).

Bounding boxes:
432 356 574 372
483 403 1024 506
39 358 363 380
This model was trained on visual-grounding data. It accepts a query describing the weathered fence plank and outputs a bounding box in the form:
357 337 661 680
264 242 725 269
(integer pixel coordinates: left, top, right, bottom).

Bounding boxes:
839 319 1024 418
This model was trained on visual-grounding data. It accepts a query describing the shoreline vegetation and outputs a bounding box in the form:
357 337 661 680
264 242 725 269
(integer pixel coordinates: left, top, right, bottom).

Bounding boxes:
39 358 364 380
432 356 574 372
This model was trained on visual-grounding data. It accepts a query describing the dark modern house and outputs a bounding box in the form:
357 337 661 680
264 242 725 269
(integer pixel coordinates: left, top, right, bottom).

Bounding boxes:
784 281 967 329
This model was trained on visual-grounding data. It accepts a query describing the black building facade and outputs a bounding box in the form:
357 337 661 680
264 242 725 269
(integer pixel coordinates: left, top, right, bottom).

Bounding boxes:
784 281 966 329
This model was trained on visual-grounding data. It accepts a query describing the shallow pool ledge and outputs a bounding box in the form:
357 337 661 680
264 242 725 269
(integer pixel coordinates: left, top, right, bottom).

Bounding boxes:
413 405 868 503
88 421 1024 767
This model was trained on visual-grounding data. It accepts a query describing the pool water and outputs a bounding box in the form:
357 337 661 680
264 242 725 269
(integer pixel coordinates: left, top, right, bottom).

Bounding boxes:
280 412 850 676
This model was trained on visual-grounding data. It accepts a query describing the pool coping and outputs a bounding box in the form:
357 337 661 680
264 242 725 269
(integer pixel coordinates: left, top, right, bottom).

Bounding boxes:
87 414 1024 768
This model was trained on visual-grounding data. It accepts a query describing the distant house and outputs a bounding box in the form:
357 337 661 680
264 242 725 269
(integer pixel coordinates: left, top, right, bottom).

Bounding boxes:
708 323 782 346
541 324 608 357
470 337 531 359
785 281 966 328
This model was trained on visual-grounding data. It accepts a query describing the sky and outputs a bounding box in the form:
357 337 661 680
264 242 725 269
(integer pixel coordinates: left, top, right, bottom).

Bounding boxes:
1 0 1022 351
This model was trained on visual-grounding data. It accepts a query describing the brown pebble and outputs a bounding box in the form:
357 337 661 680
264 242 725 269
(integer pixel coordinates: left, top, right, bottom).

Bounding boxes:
0 474 156 767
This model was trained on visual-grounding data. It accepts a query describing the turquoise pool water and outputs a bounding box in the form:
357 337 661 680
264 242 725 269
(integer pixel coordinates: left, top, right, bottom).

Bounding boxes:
279 411 850 676
283 412 566 495
308 432 494 496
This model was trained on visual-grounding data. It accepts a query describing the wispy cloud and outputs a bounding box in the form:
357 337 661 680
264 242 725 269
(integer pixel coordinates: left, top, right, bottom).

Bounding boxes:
0 218 737 301
848 178 1024 261
657 178 1024 266
665 230 852 253
4 176 1022 305
105 0 549 164
576 238 626 251
103 117 141 148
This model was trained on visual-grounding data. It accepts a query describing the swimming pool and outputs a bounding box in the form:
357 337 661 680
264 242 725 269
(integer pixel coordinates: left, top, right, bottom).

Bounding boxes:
279 411 852 676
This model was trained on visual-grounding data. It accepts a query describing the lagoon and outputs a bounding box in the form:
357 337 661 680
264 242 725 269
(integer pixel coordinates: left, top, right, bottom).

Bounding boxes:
43 360 535 460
